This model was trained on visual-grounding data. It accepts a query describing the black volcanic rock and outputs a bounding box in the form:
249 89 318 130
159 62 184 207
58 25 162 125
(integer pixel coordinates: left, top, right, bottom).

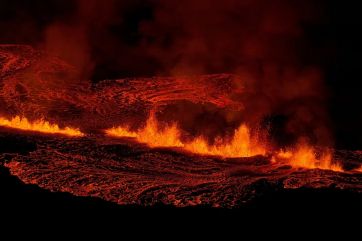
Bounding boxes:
0 45 361 211
0 129 360 208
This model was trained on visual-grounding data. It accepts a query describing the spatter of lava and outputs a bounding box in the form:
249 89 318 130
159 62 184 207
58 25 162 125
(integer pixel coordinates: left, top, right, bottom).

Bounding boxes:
0 45 361 207
105 114 344 171
0 116 83 137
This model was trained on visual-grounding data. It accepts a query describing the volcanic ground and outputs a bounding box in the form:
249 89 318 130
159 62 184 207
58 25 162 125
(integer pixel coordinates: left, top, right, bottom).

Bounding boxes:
0 45 362 209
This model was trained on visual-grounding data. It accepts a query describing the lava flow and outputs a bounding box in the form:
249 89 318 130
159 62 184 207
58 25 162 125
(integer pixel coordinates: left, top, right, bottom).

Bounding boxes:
274 144 342 172
106 115 342 171
106 114 266 158
0 45 361 208
0 116 84 137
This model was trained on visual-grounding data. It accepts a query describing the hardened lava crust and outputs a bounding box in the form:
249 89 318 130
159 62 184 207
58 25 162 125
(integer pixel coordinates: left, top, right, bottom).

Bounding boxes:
0 45 361 209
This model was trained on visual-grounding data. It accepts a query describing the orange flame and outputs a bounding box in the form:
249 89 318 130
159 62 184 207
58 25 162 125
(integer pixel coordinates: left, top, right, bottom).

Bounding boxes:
0 116 84 137
184 125 266 157
138 115 184 147
106 115 266 157
105 127 137 138
106 115 183 147
104 116 346 172
275 144 342 172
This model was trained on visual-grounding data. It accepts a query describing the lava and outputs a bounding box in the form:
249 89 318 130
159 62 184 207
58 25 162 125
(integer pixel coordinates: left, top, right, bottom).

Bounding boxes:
1 45 360 210
0 116 84 137
106 114 266 157
106 115 183 147
106 115 345 171
183 125 266 158
2 129 361 208
274 144 342 172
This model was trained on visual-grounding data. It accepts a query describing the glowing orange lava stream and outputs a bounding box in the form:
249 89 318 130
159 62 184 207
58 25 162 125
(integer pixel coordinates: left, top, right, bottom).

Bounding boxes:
0 115 342 171
106 115 266 158
274 144 342 172
0 116 84 137
106 115 343 171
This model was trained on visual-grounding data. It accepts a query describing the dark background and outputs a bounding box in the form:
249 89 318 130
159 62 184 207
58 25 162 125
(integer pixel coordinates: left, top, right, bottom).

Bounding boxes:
0 0 361 150
0 1 362 222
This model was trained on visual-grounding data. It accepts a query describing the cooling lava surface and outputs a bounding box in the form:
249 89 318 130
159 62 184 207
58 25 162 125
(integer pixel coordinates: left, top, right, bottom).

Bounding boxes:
0 45 361 208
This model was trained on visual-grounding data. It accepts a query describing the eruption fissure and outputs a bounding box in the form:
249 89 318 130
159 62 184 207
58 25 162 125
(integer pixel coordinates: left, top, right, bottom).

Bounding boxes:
106 114 266 157
0 1 361 210
106 115 342 171
275 145 342 172
0 116 84 137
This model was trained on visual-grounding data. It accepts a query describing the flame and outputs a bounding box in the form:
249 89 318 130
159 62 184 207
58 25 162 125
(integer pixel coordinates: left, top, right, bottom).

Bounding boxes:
138 115 184 147
106 115 183 147
0 116 84 137
184 125 266 157
107 116 343 172
275 144 342 172
105 127 137 138
106 115 266 157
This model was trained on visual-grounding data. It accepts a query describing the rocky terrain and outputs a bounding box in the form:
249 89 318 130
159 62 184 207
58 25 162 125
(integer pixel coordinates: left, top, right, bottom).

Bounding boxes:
0 45 361 210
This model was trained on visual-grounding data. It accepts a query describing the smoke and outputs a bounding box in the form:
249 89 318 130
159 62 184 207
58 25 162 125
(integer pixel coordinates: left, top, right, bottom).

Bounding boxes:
41 0 120 80
138 0 320 75
0 0 333 147
137 0 330 146
0 1 326 76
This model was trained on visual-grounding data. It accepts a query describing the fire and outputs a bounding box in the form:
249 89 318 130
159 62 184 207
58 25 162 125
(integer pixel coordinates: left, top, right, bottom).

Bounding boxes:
184 125 266 157
138 116 184 147
106 115 183 147
105 127 137 138
0 116 84 137
106 115 266 157
275 144 342 172
105 116 345 172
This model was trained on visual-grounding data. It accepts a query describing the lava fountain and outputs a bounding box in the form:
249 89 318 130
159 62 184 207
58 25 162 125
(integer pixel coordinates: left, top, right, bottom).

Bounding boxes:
106 115 345 171
0 116 84 137
274 144 342 172
106 114 266 158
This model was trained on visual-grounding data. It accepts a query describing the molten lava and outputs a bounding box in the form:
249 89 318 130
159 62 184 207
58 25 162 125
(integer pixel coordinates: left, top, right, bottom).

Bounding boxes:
275 144 342 172
1 45 361 209
106 115 345 171
106 115 266 157
0 116 84 137
183 125 266 157
106 115 183 147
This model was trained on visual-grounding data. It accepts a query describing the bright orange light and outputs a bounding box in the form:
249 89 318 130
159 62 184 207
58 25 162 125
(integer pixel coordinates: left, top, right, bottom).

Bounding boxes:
275 144 342 172
105 126 137 138
184 124 266 157
106 115 266 157
138 115 184 147
105 116 344 172
0 116 84 137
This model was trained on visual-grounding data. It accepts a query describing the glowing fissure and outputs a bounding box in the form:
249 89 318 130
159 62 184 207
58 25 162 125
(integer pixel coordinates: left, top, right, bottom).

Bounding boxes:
106 115 266 157
0 116 84 137
274 144 342 172
0 115 342 171
106 115 343 171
